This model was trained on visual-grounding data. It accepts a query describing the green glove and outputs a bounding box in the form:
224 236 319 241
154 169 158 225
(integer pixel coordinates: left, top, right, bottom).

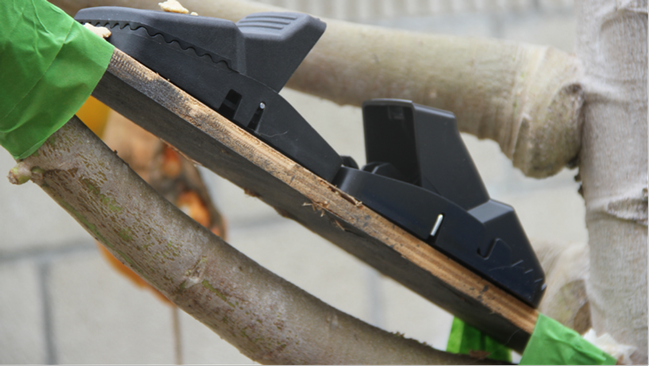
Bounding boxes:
0 0 114 159
520 314 616 365
446 317 512 362
447 314 616 364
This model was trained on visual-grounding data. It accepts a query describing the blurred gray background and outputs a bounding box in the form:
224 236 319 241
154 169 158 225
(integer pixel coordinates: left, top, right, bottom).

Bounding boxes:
0 0 582 364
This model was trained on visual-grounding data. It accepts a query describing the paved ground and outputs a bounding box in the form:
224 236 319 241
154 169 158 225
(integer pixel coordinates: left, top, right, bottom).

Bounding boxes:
0 1 581 364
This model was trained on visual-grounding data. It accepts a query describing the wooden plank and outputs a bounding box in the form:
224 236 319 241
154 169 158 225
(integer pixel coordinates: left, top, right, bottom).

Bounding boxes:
92 48 538 352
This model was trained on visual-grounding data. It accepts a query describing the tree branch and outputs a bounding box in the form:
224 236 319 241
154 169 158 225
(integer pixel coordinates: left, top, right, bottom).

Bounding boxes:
10 116 494 364
52 0 584 178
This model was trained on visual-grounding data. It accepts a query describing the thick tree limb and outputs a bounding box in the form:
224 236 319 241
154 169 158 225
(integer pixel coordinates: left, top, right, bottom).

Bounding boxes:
10 116 494 364
52 0 584 178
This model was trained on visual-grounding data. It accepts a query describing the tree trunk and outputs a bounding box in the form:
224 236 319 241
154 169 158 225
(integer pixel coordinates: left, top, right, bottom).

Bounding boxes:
575 1 648 363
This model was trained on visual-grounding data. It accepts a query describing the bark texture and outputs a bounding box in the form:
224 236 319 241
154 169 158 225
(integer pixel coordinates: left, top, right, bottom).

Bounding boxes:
13 116 493 365
575 0 648 363
53 0 583 178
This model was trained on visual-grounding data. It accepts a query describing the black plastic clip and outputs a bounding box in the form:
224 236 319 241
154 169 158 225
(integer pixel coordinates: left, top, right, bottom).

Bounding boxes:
75 7 342 182
334 99 546 307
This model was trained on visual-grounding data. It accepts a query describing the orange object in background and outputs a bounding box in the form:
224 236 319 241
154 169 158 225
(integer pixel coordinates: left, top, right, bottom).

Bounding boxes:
176 190 211 228
96 244 174 306
76 96 111 136
161 144 183 178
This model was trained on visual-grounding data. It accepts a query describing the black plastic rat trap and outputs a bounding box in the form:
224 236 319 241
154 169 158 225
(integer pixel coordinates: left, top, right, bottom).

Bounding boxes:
75 7 342 182
333 100 546 306
75 7 546 307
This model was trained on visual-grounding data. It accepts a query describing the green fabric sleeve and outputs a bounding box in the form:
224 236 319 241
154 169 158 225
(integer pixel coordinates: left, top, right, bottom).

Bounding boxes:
446 317 512 362
520 314 617 365
0 0 114 159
